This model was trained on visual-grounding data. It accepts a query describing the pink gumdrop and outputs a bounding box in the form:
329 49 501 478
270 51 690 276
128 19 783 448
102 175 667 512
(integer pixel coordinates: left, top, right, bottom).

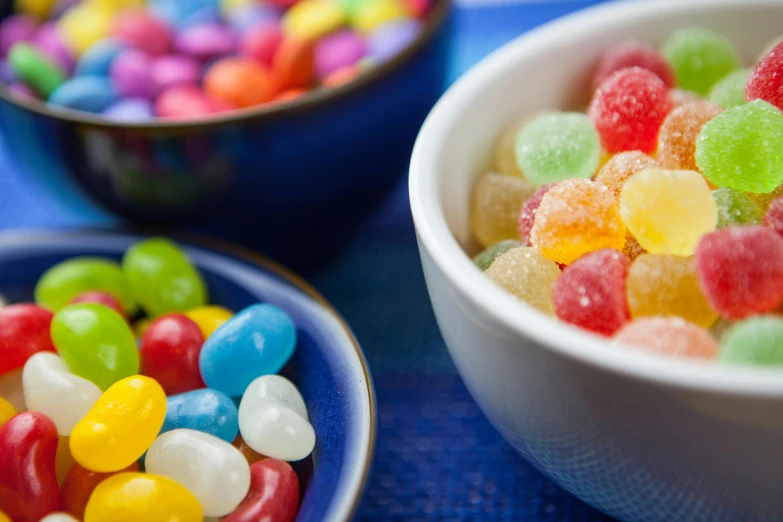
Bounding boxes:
68 291 126 319
517 184 552 246
31 23 73 74
746 40 783 111
110 48 157 99
0 15 38 57
314 30 366 80
151 54 200 91
592 41 676 92
174 23 235 61
695 226 783 319
113 9 172 57
763 195 783 239
240 23 283 67
614 317 718 360
156 85 218 119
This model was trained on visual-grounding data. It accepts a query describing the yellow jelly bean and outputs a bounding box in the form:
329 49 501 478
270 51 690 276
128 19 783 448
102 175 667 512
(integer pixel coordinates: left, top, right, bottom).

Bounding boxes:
0 397 16 428
185 305 234 339
353 0 407 33
0 509 10 522
15 0 56 18
70 376 166 472
90 0 143 12
283 0 346 41
57 4 114 56
84 472 203 522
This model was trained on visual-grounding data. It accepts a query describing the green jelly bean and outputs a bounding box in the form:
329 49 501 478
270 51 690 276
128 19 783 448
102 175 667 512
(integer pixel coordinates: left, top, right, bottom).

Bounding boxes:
122 238 207 317
7 43 65 98
720 316 783 366
473 240 521 271
51 303 139 390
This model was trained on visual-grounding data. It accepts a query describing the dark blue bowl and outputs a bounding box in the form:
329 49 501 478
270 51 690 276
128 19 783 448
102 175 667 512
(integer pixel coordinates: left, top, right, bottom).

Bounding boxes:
0 230 376 522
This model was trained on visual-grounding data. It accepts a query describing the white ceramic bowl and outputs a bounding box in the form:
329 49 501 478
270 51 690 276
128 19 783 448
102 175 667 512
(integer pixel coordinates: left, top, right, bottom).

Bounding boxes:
410 1 783 521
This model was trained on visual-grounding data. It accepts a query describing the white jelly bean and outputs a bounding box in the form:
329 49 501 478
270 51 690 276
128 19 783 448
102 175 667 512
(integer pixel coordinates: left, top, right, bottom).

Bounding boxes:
145 429 251 517
40 513 80 522
22 352 102 436
238 375 315 461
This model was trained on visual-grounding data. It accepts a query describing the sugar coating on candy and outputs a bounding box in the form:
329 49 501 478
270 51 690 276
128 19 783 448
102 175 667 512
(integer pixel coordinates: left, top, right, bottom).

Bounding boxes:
626 254 717 328
751 185 783 213
695 226 783 318
763 195 783 239
622 234 646 261
620 168 717 256
708 68 750 108
660 27 741 95
473 239 521 271
552 249 630 336
713 187 762 228
471 172 536 248
720 316 783 366
591 40 675 92
695 100 783 194
746 41 783 112
492 113 537 178
484 247 561 315
594 150 660 198
515 112 600 186
517 183 551 246
588 67 673 154
613 317 718 360
530 179 626 265
657 101 723 172
670 88 704 108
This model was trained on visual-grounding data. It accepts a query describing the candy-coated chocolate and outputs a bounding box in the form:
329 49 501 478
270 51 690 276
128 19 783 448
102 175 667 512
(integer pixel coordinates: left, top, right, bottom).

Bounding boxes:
0 15 38 57
110 48 157 99
205 57 274 108
73 38 125 76
112 8 171 57
8 42 64 96
240 23 283 66
49 76 118 112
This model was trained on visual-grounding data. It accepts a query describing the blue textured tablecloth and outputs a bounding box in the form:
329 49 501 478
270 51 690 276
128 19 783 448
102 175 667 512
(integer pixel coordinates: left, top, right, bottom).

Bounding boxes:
0 1 618 519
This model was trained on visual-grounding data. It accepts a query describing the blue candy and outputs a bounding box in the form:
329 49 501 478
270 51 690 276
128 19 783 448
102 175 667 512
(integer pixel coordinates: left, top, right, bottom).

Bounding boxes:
161 389 239 442
102 98 153 122
199 303 297 397
173 5 222 31
149 0 218 26
73 39 126 77
48 76 118 113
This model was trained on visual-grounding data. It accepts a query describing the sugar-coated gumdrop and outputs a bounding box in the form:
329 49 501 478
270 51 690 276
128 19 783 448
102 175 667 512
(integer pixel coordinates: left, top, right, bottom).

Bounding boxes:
713 187 762 228
594 151 660 198
222 459 299 522
657 101 723 171
763 195 783 239
185 305 234 339
746 41 783 112
233 434 268 465
161 389 239 443
0 303 55 375
620 168 717 256
515 112 600 186
67 291 126 318
517 183 551 246
61 462 139 520
709 68 750 108
588 67 672 154
0 398 15 428
140 313 205 395
613 317 717 360
484 247 560 314
720 316 783 366
592 40 675 91
531 179 626 265
492 114 536 178
660 26 741 95
471 172 536 247
752 185 783 214
552 249 629 335
473 240 521 271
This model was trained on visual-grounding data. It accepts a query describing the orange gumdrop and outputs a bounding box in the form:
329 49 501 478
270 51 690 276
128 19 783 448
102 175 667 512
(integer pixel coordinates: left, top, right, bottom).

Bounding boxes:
205 58 274 108
61 461 140 520
272 37 314 91
657 101 723 171
322 65 359 87
56 436 76 486
594 151 661 198
233 434 268 465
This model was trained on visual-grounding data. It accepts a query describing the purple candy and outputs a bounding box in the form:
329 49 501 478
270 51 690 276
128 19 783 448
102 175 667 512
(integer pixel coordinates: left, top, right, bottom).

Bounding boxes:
314 30 366 79
367 19 422 63
110 49 158 99
151 54 200 91
174 23 236 61
31 23 74 74
0 59 17 84
8 82 37 100
226 4 282 35
102 98 154 122
0 15 38 57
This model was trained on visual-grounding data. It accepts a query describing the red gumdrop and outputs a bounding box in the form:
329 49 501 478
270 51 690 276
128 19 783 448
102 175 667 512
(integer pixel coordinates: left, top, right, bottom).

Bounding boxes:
140 313 205 395
588 67 673 154
746 41 783 111
592 41 676 92
0 412 60 522
763 195 783 238
223 459 300 522
517 184 552 246
61 462 139 520
0 303 55 375
552 249 630 335
67 291 126 319
695 226 783 318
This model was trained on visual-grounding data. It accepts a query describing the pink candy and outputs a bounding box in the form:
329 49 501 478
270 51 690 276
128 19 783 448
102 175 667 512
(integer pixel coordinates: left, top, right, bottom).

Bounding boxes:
174 23 235 61
155 85 225 119
517 184 551 246
746 40 783 112
113 10 171 57
240 24 283 67
151 54 200 91
614 317 718 360
315 30 366 79
110 48 156 99
0 15 37 57
763 196 783 239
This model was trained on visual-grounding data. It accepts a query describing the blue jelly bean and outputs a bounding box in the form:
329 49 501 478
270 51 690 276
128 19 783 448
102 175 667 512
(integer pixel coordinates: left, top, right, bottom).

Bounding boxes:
173 5 221 31
102 98 153 122
199 303 297 397
49 76 118 113
74 39 126 77
161 389 239 442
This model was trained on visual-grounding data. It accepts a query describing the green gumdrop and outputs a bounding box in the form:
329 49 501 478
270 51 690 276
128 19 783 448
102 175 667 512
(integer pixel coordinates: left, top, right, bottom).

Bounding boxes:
720 316 783 366
712 187 762 228
122 237 207 317
7 43 65 98
51 303 139 390
695 100 783 193
708 68 751 108
34 257 138 315
660 27 741 96
473 240 521 271
515 112 600 186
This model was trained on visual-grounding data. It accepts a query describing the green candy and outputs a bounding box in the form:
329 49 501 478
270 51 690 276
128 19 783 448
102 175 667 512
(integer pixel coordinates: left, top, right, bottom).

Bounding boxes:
473 240 521 271
122 237 207 317
515 112 600 186
695 100 783 193
708 68 751 108
720 316 783 366
51 304 139 390
712 187 762 228
660 27 741 95
7 43 65 98
35 257 137 315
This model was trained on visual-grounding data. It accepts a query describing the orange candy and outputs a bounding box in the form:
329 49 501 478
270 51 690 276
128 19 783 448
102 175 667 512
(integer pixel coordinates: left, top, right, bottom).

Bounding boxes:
657 101 723 171
61 462 140 520
233 434 268 465
272 88 307 103
322 65 359 87
272 37 314 91
205 58 274 108
594 151 661 198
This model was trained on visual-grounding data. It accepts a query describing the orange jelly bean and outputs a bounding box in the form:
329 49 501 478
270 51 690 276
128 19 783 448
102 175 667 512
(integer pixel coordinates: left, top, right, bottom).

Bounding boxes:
205 58 274 108
233 434 268 465
272 37 314 91
61 462 140 520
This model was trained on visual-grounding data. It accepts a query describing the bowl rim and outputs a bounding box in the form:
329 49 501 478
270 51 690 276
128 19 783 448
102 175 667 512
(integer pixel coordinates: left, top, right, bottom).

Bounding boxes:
410 0 783 397
0 0 450 131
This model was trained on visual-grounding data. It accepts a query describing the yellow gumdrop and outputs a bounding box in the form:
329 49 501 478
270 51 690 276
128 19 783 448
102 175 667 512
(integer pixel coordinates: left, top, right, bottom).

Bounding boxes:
70 376 166 472
353 0 407 33
620 169 717 256
57 4 114 57
471 172 536 248
0 397 16 428
185 305 234 339
84 472 203 522
492 114 537 178
484 247 561 315
15 0 56 18
283 0 346 41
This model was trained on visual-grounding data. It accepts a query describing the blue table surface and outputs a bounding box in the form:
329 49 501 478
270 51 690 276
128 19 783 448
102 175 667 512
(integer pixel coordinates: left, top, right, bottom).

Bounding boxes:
0 1 620 520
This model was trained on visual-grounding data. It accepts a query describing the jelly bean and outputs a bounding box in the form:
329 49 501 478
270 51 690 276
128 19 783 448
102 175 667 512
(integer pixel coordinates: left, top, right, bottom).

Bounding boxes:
55 435 76 485
353 0 408 34
233 434 268 465
16 0 56 19
283 0 346 42
140 313 205 395
709 68 750 109
238 375 314 461
594 151 660 199
84 472 203 522
73 38 125 76
147 429 251 516
61 462 139 520
516 183 551 246
747 40 783 111
68 290 126 318
591 40 675 91
484 247 560 314
660 26 741 95
223 459 299 522
314 30 365 79
57 3 114 57
240 23 283 67
0 511 8 522
471 172 536 248
367 19 420 63
614 317 718 360
151 54 200 91
0 368 25 412
22 352 102 435
174 22 235 60
185 304 233 338
161 388 238 442
0 412 60 522
473 239 521 271
32 23 73 74
0 15 38 57
8 42 65 97
49 76 119 113
156 84 221 118
0 303 55 375
205 57 274 108
70 375 166 472
271 36 314 90
0 398 16 428
40 513 79 522
720 316 783 366
200 304 297 397
112 9 171 57
122 237 207 317
321 63 359 87
110 48 157 99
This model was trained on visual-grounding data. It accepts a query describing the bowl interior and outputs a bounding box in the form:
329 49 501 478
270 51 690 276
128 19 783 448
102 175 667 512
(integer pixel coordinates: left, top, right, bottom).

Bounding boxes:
0 230 374 522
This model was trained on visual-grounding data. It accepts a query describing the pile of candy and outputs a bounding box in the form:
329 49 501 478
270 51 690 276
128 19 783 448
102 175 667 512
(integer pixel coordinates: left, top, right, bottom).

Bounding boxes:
472 27 783 366
0 0 430 121
0 238 311 522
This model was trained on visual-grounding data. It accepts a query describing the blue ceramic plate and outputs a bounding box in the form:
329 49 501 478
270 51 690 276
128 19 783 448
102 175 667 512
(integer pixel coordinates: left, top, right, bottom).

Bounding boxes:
0 229 376 522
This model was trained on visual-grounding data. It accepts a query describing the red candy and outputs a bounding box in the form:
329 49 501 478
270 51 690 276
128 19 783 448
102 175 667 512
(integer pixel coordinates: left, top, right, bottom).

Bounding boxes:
517 184 552 246
61 462 139 520
0 303 55 375
763 195 783 238
746 41 783 111
0 412 60 522
223 459 300 522
552 249 630 335
592 41 676 92
240 24 284 67
695 226 783 318
113 9 172 57
156 85 227 119
588 67 673 154
139 313 205 395
68 291 126 319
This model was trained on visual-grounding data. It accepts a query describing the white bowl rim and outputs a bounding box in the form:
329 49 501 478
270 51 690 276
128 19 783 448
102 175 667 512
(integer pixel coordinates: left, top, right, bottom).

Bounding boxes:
410 0 783 397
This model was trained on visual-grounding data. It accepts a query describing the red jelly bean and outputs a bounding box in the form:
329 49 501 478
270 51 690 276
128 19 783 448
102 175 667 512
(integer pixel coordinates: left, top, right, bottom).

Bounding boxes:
68 291 126 319
140 313 205 395
61 462 139 520
746 41 783 111
763 195 783 239
588 67 673 154
592 41 676 92
695 226 783 318
517 184 552 246
0 412 60 522
223 459 299 522
0 303 55 375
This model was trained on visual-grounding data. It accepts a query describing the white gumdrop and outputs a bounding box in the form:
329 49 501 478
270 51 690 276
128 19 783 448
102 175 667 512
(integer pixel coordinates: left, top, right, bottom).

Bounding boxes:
238 375 315 461
40 513 79 522
145 429 251 517
22 352 102 436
